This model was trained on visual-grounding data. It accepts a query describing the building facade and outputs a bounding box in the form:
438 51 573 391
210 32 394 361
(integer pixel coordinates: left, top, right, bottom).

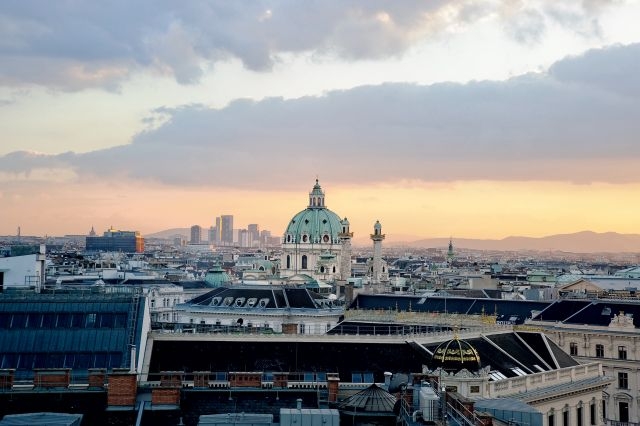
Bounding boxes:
529 299 640 425
85 228 144 253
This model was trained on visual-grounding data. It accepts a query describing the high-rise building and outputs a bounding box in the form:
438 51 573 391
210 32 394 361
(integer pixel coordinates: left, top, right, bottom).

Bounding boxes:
214 217 222 243
190 225 202 244
221 215 233 246
209 226 218 244
247 224 259 247
239 229 249 247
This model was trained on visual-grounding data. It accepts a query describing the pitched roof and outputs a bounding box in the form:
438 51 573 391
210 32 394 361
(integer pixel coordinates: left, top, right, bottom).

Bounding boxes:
337 384 397 414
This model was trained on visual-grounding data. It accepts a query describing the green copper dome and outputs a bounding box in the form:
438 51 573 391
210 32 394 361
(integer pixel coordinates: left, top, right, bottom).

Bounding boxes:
284 180 344 244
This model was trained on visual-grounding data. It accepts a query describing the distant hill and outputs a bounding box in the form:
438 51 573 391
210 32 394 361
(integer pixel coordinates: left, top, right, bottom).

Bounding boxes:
404 231 640 253
146 228 191 239
146 229 640 253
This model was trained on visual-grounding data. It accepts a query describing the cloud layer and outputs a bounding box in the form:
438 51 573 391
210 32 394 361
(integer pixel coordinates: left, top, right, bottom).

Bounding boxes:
1 42 638 188
0 0 618 90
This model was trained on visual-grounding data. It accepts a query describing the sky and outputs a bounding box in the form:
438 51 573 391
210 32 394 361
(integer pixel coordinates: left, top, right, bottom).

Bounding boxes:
1 1 640 242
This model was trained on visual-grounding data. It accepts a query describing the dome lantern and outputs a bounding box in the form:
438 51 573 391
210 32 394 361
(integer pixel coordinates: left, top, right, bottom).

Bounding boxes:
308 179 325 209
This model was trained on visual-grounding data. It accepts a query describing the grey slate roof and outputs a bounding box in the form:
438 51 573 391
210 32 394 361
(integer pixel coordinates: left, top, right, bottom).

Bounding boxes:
0 412 82 425
185 285 337 310
337 384 397 414
0 292 145 379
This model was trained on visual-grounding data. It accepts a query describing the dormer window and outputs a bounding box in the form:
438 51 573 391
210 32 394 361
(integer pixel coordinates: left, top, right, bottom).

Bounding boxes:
323 235 330 243
302 235 308 243
235 298 246 307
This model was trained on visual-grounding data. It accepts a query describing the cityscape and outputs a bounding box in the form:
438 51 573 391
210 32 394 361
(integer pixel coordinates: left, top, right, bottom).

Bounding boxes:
1 2 640 426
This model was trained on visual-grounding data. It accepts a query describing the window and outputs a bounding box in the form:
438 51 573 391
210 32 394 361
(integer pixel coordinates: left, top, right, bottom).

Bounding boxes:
618 346 627 360
548 413 555 426
470 385 480 393
570 342 578 356
619 402 629 423
70 313 83 328
563 410 569 426
301 255 308 270
577 405 583 426
10 314 27 329
618 372 628 389
590 402 596 425
85 313 97 328
595 344 604 358
299 323 305 334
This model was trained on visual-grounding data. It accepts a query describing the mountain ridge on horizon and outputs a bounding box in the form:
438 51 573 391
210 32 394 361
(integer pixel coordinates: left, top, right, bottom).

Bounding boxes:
146 229 640 253
402 230 640 253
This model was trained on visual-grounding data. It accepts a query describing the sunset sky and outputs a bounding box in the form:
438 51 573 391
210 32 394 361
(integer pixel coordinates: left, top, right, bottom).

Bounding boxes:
1 1 640 242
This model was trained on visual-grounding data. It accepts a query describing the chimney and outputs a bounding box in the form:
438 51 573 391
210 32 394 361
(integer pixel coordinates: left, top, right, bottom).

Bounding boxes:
384 372 392 390
327 376 340 403
129 345 137 373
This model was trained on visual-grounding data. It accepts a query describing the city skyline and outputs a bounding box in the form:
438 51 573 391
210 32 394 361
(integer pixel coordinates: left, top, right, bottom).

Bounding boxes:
1 2 640 240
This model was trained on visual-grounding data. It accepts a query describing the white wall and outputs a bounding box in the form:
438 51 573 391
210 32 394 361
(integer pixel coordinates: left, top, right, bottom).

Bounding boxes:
0 254 41 289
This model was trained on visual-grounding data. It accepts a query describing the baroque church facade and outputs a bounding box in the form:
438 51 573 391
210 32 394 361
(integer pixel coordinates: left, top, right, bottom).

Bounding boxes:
280 179 353 283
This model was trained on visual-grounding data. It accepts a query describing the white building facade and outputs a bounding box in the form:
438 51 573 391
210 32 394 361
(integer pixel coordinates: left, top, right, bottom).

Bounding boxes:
280 180 352 283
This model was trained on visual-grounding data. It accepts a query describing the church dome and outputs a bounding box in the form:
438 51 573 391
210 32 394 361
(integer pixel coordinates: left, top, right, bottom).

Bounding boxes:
283 180 344 245
432 336 481 372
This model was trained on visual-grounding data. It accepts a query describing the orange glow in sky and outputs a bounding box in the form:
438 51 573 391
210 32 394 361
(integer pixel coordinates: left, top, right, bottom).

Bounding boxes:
3 179 638 242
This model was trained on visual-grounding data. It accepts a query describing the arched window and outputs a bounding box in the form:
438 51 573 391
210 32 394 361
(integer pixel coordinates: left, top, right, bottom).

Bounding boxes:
320 266 325 273
302 255 308 269
286 255 291 269
287 235 291 243
332 266 336 273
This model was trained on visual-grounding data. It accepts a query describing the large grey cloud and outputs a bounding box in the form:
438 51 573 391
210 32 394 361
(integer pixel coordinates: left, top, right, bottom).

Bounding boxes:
1 42 638 187
0 0 618 90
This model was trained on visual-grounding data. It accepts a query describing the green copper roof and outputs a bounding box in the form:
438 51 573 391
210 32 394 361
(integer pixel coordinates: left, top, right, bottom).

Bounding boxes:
284 180 343 244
